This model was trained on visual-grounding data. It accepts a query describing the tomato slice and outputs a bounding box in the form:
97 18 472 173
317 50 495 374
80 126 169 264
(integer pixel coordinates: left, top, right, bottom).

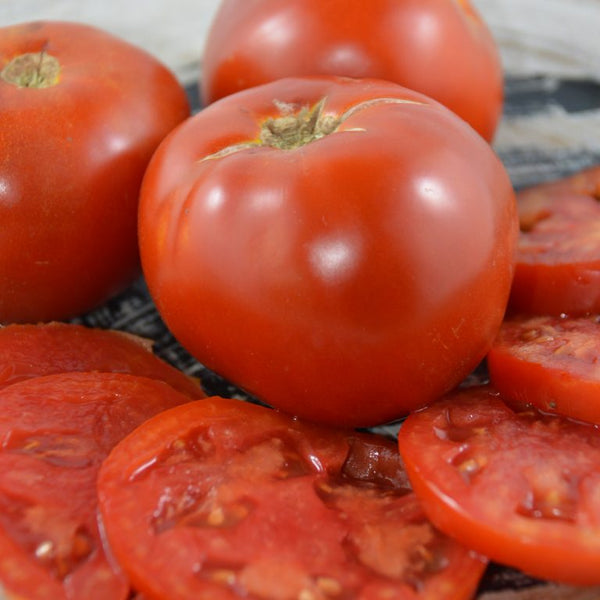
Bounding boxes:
397 385 600 585
509 165 600 316
98 397 486 599
521 165 600 199
0 322 204 398
0 371 193 600
487 314 600 425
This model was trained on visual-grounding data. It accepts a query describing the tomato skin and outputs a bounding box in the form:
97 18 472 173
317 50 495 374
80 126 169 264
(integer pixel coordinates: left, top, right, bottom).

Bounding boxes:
487 314 600 425
0 21 190 324
139 76 517 427
0 372 193 600
397 385 600 586
98 397 486 599
509 165 600 317
200 0 503 141
0 322 204 398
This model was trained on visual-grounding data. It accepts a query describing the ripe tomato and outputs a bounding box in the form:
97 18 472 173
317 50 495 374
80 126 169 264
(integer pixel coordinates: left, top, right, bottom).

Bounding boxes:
397 385 600 586
200 0 503 141
0 322 204 398
139 76 517 427
0 372 192 600
0 21 190 324
98 397 487 599
509 165 600 317
487 314 600 425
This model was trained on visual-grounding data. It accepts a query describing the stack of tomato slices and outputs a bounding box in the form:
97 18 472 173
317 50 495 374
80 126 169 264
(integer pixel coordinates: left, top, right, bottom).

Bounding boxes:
0 322 487 599
0 323 205 599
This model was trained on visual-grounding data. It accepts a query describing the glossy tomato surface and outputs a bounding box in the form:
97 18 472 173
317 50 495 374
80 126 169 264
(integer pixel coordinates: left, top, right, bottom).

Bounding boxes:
201 0 503 141
509 165 600 317
0 322 204 398
98 397 487 599
397 385 600 585
139 76 517 427
0 21 190 323
0 372 192 600
488 314 600 425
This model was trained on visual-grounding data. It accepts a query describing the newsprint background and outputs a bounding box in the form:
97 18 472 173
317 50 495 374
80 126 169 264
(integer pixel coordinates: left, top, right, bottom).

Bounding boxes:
1 1 600 598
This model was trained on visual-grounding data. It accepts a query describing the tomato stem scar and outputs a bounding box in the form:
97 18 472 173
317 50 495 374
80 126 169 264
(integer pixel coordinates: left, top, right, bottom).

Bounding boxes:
259 96 423 150
1 50 61 88
260 97 340 150
200 95 424 161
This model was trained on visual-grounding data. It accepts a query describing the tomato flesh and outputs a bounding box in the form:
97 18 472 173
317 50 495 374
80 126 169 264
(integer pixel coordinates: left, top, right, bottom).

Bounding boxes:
0 322 204 398
510 165 600 316
0 372 192 600
397 385 600 585
98 397 487 599
488 314 600 425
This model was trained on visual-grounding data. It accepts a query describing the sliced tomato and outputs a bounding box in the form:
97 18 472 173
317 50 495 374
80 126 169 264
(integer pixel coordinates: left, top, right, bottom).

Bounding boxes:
0 371 193 600
519 165 600 199
397 385 600 585
0 322 204 398
487 314 600 425
509 165 600 316
98 397 486 599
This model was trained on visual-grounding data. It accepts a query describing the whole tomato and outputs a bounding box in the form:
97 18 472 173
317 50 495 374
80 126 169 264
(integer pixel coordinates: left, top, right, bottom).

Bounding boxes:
139 76 517 427
0 21 190 323
200 0 503 141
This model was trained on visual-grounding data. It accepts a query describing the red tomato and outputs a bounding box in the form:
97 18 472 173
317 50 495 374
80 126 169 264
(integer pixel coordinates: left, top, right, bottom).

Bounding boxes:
0 21 190 324
200 0 503 141
487 314 600 425
0 322 204 398
509 165 600 317
139 76 517 427
397 385 600 585
98 397 487 599
0 371 192 600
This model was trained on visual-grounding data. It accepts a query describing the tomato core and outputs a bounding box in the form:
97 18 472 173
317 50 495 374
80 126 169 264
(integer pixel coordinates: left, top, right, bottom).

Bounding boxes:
1 51 60 88
258 96 424 150
260 98 340 150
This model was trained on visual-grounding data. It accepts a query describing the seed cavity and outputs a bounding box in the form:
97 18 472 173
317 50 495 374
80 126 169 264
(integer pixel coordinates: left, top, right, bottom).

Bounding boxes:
6 434 95 468
451 446 488 484
517 467 579 523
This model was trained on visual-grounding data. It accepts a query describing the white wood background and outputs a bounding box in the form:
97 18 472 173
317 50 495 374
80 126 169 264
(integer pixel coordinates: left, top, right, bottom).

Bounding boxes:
1 1 598 85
